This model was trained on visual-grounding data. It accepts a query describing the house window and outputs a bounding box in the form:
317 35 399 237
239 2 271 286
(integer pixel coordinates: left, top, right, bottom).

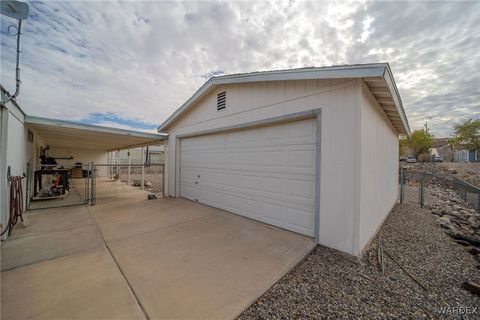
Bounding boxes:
217 91 226 110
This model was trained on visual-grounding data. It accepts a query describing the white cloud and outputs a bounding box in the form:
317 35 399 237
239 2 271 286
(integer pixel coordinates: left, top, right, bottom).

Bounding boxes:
0 0 479 137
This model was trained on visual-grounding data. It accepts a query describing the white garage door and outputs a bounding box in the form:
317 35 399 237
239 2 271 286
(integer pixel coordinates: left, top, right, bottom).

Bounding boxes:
180 119 316 236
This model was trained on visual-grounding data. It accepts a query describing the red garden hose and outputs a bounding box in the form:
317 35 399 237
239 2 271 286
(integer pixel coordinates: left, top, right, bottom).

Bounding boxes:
1 176 25 237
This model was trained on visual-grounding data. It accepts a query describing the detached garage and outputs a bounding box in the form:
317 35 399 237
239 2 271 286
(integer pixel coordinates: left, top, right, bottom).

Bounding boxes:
158 63 410 256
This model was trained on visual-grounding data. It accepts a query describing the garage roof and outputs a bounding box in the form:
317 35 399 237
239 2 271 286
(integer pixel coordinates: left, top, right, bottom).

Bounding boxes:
158 63 410 135
25 116 167 151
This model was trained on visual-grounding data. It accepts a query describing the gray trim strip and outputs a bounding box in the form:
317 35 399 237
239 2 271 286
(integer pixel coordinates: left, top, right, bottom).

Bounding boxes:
314 110 322 243
175 137 181 197
176 108 321 139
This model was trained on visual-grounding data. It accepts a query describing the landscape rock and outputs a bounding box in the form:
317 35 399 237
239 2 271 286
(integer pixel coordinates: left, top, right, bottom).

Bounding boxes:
422 181 480 250
450 233 480 247
455 240 472 246
463 281 480 295
435 216 451 225
240 200 480 319
464 246 480 255
439 223 453 230
431 210 443 217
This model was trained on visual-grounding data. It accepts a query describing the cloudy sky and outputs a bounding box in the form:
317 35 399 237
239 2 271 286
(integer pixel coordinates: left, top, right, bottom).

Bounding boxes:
1 0 479 137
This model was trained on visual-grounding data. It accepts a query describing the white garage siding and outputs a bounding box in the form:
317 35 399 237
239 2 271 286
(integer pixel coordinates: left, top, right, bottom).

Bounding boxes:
358 84 399 252
180 119 316 236
167 79 361 254
161 65 409 257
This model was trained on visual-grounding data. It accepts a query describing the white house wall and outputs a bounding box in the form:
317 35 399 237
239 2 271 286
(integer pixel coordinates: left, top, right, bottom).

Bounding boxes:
167 79 362 255
0 103 28 237
358 84 399 253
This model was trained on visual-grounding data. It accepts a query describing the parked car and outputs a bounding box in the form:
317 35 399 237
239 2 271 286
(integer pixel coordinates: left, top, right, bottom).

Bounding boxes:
399 156 407 162
433 155 444 162
405 155 417 163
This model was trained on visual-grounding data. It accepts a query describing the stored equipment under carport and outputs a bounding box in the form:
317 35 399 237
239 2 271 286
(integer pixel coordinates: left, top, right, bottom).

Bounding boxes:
39 145 73 168
33 146 74 199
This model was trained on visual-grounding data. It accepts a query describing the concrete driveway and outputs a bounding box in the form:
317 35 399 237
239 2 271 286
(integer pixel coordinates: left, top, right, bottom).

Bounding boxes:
1 196 315 319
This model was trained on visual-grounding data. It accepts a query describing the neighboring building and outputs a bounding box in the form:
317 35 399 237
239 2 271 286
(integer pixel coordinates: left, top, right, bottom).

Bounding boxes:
436 144 454 161
454 149 479 162
430 138 453 161
158 63 410 256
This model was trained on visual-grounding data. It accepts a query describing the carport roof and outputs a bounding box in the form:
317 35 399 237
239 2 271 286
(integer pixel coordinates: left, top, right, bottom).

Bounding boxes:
25 115 167 151
157 63 410 135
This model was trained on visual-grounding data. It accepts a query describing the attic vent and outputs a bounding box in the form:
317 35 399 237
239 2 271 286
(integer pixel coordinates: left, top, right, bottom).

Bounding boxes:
217 91 226 110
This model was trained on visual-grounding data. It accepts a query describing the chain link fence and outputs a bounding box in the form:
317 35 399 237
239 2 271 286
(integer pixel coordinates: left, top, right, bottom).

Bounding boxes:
399 169 480 212
27 164 90 210
26 163 164 209
91 163 164 204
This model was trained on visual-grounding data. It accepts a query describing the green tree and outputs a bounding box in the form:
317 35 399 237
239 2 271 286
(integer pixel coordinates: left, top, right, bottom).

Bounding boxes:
404 129 433 158
399 137 409 157
450 119 480 151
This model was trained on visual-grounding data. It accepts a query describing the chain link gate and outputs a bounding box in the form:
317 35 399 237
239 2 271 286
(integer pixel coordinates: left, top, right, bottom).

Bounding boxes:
27 164 92 210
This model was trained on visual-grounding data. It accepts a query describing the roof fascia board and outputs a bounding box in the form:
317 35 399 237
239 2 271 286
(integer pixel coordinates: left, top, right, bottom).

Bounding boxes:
382 65 411 134
157 64 387 132
160 78 215 132
214 66 385 84
25 115 167 140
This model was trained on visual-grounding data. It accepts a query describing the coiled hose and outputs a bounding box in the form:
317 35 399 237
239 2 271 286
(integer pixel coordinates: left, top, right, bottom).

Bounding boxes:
1 176 24 237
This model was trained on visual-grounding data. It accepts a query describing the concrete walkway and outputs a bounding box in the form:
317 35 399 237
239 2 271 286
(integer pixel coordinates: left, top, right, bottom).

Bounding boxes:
1 196 315 319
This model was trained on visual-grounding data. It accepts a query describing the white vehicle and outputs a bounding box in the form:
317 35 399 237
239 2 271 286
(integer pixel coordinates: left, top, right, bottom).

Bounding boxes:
405 155 417 163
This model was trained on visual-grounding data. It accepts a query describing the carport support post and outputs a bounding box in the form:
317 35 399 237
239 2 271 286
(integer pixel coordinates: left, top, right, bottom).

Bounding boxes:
89 162 96 206
107 151 111 178
163 142 168 198
116 149 120 177
141 147 145 190
127 149 131 186
87 162 91 204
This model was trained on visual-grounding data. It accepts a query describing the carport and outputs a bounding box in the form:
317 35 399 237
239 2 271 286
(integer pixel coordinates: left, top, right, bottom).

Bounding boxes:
24 116 167 209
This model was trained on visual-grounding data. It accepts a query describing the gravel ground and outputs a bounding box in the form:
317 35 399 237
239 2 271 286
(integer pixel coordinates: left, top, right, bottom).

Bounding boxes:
239 190 480 319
